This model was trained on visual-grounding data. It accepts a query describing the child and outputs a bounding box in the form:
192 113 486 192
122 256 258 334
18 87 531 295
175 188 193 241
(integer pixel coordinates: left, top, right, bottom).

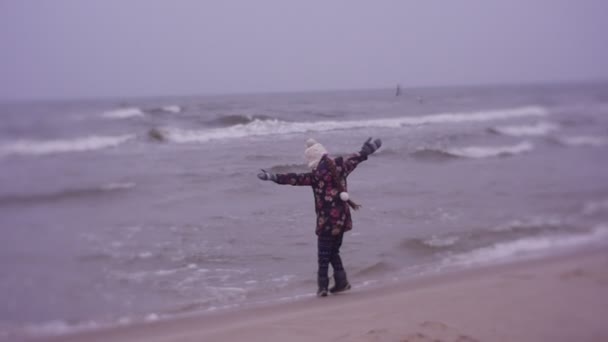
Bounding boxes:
257 137 382 296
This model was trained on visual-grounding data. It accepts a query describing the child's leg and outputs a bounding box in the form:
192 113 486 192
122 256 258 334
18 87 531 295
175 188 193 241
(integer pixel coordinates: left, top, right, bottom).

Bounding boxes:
317 233 333 279
329 232 351 293
329 232 344 272
317 232 333 296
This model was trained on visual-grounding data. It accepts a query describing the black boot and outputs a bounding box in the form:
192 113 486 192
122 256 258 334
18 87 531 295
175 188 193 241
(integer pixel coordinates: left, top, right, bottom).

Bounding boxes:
317 276 329 297
329 270 351 294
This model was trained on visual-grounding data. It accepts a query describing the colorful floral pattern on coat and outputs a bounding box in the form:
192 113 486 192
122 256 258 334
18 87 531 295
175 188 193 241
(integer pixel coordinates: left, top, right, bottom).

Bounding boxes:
274 153 367 235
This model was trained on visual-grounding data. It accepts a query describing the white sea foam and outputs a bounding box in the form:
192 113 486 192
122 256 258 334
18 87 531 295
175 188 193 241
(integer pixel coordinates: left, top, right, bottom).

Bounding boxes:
144 313 160 322
447 141 533 159
445 225 608 267
583 199 608 215
490 216 565 232
0 134 134 156
423 235 459 247
270 275 296 284
137 252 153 259
558 135 608 147
23 320 100 337
101 107 144 119
100 182 136 191
161 105 182 113
492 122 559 136
163 106 547 143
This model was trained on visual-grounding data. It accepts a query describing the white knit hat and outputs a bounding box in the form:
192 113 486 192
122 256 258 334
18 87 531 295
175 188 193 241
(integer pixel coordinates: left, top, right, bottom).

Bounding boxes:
304 138 328 169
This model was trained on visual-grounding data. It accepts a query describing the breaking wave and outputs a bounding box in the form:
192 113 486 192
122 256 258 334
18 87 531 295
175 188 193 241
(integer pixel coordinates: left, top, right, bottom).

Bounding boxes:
101 108 144 119
400 235 461 254
582 199 608 216
158 106 547 143
19 320 102 339
443 225 608 267
206 114 276 127
146 105 183 115
446 141 533 159
489 122 559 137
410 148 460 161
400 216 572 256
0 182 135 207
410 142 533 160
0 135 135 157
102 105 182 119
158 105 181 114
556 135 608 147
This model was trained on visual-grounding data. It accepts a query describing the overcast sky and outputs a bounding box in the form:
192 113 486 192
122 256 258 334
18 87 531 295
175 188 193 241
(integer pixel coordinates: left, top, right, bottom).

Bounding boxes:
1 0 606 100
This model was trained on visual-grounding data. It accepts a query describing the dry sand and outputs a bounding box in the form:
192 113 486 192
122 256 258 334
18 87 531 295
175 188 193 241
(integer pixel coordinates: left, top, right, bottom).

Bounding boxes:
37 250 608 342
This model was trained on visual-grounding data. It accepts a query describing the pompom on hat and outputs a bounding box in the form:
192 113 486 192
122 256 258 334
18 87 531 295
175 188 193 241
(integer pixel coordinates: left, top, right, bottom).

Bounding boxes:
304 138 328 169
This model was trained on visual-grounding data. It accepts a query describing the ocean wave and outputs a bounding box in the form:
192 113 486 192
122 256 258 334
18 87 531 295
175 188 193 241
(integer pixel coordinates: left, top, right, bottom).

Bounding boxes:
353 261 397 277
159 105 182 114
21 320 101 338
489 122 559 137
410 142 533 160
397 105 547 125
373 148 401 157
556 135 608 147
583 199 608 216
101 107 145 119
400 217 571 255
100 182 136 191
156 106 547 143
557 117 595 127
410 148 461 161
400 235 460 254
0 134 134 157
146 105 183 115
206 114 276 127
490 216 566 232
447 141 533 159
245 154 277 161
443 225 608 267
0 182 135 207
102 105 182 119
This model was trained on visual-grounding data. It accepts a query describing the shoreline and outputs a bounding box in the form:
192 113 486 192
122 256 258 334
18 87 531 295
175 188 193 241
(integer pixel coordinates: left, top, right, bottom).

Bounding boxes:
28 247 608 342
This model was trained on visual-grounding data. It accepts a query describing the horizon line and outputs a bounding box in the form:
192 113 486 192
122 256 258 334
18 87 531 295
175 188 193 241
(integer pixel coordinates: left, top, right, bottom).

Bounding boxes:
1 77 606 105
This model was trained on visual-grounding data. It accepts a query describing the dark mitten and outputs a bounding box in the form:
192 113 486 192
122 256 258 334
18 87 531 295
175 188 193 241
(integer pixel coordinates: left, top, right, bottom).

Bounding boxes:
257 169 277 182
360 137 382 156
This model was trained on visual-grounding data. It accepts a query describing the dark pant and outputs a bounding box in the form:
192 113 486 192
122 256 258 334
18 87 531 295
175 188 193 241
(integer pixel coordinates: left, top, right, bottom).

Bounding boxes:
317 231 345 278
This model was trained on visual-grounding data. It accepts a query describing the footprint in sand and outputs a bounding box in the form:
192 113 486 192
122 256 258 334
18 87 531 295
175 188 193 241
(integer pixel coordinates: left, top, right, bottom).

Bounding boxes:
399 321 480 342
399 332 438 342
419 321 450 331
400 332 480 342
505 273 535 280
560 268 588 280
560 268 608 285
454 335 480 342
363 321 480 342
363 328 395 342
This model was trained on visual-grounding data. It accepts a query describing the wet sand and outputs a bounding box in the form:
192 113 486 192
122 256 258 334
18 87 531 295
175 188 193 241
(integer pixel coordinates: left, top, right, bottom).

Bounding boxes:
39 250 608 342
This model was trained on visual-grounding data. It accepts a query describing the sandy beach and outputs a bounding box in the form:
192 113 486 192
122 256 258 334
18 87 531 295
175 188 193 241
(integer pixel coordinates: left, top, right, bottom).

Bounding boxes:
31 249 607 342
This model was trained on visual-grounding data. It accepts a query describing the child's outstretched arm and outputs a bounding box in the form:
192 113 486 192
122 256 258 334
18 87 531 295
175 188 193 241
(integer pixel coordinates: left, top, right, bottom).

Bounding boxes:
342 137 382 175
257 169 313 186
